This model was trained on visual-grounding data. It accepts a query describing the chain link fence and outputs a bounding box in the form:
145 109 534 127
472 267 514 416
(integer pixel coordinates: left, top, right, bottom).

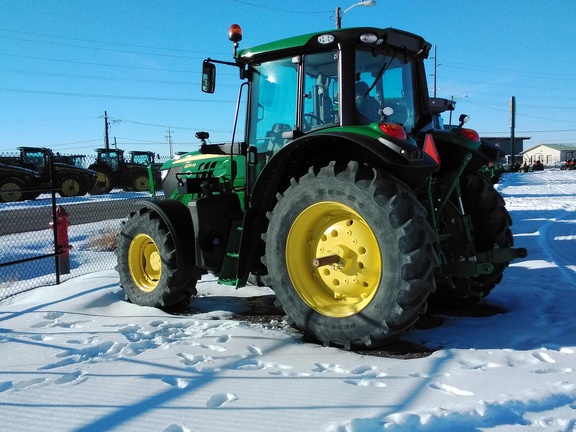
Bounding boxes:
1 150 170 300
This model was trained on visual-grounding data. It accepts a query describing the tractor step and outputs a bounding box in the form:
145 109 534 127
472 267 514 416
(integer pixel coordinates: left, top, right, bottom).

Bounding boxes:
218 221 243 286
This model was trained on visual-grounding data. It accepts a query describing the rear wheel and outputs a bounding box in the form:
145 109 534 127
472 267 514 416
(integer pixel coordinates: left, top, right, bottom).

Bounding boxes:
263 161 438 349
435 172 513 301
461 173 513 297
59 176 82 197
0 177 25 202
89 171 113 194
116 207 199 308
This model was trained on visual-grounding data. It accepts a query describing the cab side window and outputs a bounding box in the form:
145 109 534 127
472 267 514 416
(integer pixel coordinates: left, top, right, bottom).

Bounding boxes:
303 51 339 130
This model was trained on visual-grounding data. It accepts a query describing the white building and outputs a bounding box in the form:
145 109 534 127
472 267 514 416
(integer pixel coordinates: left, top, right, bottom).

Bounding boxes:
521 144 576 166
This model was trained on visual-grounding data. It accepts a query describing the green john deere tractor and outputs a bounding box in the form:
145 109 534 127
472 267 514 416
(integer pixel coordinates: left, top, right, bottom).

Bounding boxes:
116 24 527 349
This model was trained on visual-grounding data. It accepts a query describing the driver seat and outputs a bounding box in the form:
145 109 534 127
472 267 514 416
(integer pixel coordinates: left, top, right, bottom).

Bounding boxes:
315 74 334 124
264 123 292 152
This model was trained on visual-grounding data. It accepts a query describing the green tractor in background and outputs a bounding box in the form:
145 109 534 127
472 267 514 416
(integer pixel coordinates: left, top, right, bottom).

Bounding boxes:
116 25 527 349
88 148 161 194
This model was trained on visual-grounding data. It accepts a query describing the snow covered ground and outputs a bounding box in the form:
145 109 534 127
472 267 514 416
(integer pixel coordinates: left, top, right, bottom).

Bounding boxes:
1 170 575 432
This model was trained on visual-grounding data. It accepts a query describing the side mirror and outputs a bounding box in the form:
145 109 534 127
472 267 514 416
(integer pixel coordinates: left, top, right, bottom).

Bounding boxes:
202 61 216 93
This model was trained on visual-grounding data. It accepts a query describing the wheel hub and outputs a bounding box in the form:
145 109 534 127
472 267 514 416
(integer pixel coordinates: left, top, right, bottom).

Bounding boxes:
128 233 162 292
286 201 381 317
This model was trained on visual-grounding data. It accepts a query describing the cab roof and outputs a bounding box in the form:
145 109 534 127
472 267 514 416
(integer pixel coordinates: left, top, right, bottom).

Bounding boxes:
237 27 431 63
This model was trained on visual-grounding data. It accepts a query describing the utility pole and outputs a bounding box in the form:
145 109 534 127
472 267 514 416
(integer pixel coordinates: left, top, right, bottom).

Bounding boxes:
104 111 110 149
433 45 438 98
165 128 174 158
510 96 516 169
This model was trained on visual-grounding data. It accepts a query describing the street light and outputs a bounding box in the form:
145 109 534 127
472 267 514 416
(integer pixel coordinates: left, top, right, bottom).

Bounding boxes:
335 0 376 29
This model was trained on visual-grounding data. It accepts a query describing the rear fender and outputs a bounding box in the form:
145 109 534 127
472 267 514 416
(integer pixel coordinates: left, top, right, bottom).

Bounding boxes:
236 131 438 285
134 199 198 276
430 130 504 173
250 131 436 214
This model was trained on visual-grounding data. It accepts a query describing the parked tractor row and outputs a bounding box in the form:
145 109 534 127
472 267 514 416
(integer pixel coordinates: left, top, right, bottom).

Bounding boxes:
0 147 97 203
0 147 163 203
88 149 162 194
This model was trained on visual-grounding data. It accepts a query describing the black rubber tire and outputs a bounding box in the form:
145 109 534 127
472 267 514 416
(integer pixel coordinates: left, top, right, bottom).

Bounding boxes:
116 207 199 309
0 176 25 203
435 172 513 301
263 161 439 349
59 176 82 197
462 172 513 296
77 181 89 197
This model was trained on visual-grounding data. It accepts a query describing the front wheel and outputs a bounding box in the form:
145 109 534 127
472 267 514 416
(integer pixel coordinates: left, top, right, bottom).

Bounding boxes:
0 177 26 203
263 161 439 349
116 207 199 309
132 173 150 192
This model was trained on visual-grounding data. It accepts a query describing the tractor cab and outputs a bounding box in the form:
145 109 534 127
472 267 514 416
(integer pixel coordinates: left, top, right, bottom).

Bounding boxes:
130 151 158 166
18 147 51 173
95 148 124 172
202 26 435 204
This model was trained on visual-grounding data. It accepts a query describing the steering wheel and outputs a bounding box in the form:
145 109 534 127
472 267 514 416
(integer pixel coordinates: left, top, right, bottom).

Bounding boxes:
303 113 324 131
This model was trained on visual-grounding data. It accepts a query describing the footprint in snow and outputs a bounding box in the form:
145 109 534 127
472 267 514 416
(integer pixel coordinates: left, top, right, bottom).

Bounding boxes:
344 378 387 387
0 378 49 393
206 392 238 408
188 341 227 352
216 335 230 343
532 351 556 364
351 365 378 375
162 377 191 389
54 370 88 385
177 353 212 367
44 311 65 319
164 424 192 432
312 363 349 374
247 345 262 356
429 382 473 396
31 319 91 329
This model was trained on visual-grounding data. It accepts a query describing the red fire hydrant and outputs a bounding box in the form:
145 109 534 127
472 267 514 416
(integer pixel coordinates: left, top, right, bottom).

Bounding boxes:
49 205 72 274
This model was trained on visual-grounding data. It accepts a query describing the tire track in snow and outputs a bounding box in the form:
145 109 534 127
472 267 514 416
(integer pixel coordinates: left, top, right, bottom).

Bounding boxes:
539 212 576 285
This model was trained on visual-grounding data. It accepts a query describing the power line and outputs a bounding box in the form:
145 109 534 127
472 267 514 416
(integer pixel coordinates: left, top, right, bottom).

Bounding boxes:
0 68 196 86
228 0 330 13
1 34 205 61
440 60 576 81
0 28 227 57
0 52 195 74
0 87 235 103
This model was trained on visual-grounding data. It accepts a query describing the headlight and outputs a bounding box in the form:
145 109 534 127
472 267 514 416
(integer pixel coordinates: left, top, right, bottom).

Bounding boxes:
160 169 169 181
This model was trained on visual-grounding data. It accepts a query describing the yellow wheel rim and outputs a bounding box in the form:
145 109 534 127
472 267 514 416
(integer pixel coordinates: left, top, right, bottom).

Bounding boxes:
286 201 382 317
128 233 162 292
96 172 110 189
134 176 149 191
61 179 80 196
1 182 22 202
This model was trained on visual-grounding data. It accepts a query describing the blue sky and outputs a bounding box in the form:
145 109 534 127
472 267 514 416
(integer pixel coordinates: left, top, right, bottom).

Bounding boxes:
1 0 575 156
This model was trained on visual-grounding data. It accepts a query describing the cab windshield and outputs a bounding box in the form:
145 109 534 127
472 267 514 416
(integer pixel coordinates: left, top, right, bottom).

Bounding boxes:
355 50 416 131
